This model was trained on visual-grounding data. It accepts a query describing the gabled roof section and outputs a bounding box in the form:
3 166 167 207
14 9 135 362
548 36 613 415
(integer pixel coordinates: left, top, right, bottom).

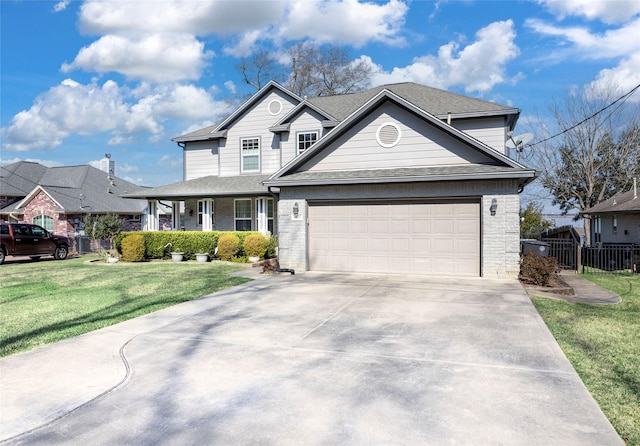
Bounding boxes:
172 81 303 143
266 89 530 187
307 82 520 124
582 186 640 214
269 99 337 133
0 161 48 197
0 162 149 215
15 185 63 211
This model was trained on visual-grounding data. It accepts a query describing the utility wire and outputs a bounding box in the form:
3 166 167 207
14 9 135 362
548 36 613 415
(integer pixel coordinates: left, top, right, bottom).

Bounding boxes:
527 82 640 148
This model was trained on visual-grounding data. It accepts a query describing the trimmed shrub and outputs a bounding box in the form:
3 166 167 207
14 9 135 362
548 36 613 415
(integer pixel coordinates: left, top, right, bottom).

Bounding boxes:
121 234 146 262
217 233 240 261
265 235 277 259
243 233 267 258
519 252 559 287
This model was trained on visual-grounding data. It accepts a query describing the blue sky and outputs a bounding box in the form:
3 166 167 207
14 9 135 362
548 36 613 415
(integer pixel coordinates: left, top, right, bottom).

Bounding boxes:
2 0 640 203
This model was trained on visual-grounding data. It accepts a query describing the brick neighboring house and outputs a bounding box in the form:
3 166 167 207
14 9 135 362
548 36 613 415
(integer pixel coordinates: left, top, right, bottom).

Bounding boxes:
0 160 170 245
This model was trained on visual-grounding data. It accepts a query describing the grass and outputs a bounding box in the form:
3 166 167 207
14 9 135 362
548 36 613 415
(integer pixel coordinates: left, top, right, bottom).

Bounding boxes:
532 273 640 445
0 256 251 357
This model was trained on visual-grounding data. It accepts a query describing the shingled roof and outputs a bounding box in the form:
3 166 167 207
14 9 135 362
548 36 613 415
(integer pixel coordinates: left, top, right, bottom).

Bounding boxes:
0 161 150 214
172 82 520 143
582 186 640 214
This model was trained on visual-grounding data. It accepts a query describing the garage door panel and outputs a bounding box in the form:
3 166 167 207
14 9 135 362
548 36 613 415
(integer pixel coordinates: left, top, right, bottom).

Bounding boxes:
309 201 480 276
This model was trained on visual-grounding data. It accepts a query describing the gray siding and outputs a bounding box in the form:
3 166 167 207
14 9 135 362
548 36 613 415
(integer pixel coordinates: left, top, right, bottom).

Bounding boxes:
452 117 508 154
219 90 298 177
184 141 219 180
598 214 640 244
282 109 325 162
299 103 496 173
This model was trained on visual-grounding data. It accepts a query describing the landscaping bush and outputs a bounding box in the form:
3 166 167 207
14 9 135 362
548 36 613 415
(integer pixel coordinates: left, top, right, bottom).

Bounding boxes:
243 233 268 259
217 233 240 261
265 235 277 259
114 231 262 261
519 252 560 287
121 234 146 262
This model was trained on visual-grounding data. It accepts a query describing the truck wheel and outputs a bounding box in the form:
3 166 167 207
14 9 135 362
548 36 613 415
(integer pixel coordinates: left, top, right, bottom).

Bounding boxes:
54 245 68 260
0 248 5 265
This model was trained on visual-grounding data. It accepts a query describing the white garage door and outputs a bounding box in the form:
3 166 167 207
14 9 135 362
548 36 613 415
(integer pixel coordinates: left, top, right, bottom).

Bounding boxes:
308 201 480 276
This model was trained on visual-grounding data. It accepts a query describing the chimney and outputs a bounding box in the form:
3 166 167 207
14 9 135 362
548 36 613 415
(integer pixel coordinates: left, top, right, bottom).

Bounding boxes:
99 153 116 177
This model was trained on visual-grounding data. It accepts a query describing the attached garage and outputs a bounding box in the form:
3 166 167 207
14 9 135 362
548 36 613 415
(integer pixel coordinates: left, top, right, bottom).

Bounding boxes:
308 200 480 276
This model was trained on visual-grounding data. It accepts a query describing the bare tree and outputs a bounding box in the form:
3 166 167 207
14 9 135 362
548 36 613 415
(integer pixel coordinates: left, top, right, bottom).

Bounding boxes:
237 48 285 90
240 43 372 97
533 83 640 214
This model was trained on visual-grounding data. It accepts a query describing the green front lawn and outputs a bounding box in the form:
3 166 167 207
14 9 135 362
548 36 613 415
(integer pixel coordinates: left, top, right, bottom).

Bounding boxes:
532 273 640 445
0 257 250 357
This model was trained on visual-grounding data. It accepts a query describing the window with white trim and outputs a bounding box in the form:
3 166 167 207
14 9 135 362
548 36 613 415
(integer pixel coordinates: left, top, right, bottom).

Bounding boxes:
241 137 260 172
297 131 318 155
267 198 274 233
33 215 53 232
235 199 252 231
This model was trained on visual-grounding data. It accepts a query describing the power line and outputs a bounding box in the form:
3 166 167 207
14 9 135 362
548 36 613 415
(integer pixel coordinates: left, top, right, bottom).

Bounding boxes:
527 83 640 148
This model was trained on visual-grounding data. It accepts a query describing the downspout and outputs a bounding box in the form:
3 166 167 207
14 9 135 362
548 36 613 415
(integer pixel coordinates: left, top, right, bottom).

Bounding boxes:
266 186 295 275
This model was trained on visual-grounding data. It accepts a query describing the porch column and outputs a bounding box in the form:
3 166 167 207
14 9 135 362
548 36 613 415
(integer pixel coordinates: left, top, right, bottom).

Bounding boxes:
171 201 181 230
143 200 159 231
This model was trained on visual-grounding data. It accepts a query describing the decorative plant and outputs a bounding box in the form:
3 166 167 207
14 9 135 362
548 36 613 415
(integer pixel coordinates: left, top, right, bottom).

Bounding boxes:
243 233 268 259
217 233 240 261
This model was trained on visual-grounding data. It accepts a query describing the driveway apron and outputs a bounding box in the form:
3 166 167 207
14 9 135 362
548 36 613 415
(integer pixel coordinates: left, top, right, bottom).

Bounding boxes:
0 273 622 445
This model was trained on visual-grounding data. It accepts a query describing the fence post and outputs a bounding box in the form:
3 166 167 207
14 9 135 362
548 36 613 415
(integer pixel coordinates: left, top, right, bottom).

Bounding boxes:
577 245 582 274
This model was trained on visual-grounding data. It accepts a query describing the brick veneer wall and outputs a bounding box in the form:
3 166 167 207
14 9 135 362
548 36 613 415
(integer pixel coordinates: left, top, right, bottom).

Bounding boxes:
7 190 144 236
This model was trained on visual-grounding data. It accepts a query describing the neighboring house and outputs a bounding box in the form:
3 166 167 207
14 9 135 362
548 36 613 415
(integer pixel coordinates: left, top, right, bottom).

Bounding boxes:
126 81 537 277
0 160 167 240
581 182 640 245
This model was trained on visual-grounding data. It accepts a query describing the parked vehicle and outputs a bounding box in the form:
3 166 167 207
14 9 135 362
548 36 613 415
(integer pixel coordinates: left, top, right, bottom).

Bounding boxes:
0 223 70 264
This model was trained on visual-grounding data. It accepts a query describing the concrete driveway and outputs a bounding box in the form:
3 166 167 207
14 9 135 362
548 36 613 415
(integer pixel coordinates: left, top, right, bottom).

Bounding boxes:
1 273 622 445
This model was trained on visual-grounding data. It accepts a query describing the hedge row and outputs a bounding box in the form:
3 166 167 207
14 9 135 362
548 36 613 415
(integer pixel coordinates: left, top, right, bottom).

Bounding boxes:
114 231 276 261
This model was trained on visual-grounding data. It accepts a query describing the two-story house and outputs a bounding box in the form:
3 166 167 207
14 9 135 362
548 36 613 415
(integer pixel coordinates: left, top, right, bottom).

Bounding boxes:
127 81 536 277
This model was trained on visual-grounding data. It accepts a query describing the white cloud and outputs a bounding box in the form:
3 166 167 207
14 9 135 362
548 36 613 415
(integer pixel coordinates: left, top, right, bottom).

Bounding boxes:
53 1 70 12
525 16 640 60
62 33 213 83
371 20 520 93
78 0 286 35
224 81 237 95
1 79 231 152
1 158 64 167
280 0 408 47
158 155 182 168
537 0 640 25
589 53 640 102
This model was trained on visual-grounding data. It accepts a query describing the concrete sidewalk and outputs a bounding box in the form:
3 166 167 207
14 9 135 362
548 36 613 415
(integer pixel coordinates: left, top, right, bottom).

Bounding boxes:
526 270 622 305
0 273 622 445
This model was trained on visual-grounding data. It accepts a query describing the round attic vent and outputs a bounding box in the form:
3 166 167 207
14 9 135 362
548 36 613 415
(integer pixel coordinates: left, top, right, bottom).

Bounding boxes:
268 99 282 115
376 122 401 148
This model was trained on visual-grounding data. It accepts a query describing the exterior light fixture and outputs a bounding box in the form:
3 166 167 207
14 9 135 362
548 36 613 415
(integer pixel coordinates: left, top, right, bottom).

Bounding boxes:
490 198 498 216
189 209 193 216
292 202 299 219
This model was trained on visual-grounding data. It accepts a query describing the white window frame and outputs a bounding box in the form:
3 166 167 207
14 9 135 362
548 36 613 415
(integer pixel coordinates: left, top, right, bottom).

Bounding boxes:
234 199 252 231
198 199 214 231
241 137 260 173
256 197 275 235
33 214 53 231
297 131 318 155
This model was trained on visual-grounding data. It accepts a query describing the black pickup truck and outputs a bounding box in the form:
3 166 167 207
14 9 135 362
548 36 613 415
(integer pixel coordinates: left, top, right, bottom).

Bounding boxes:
0 223 70 264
